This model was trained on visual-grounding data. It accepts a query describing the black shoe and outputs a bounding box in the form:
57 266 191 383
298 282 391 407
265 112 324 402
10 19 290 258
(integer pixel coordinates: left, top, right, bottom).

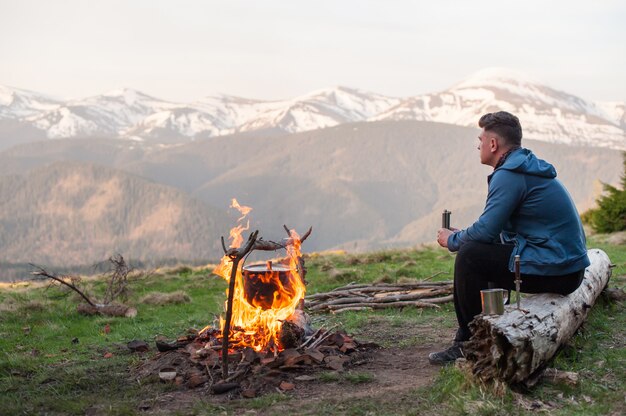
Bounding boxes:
428 342 465 365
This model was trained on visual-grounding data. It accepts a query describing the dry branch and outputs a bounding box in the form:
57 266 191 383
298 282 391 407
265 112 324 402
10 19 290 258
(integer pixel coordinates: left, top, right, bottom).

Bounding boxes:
31 256 137 317
330 280 453 291
283 225 313 243
464 249 612 386
308 331 334 349
102 254 132 304
369 287 452 303
224 226 312 254
306 281 453 312
331 307 372 314
221 229 259 379
31 266 96 306
327 300 441 311
300 327 323 349
282 225 312 286
307 285 451 301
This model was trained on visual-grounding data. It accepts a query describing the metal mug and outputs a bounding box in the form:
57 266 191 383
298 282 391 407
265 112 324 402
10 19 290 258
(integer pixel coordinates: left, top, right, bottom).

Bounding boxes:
480 288 509 315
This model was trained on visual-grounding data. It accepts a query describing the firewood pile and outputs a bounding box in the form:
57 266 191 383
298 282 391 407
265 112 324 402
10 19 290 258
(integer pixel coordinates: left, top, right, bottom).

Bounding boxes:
134 326 379 398
305 281 454 313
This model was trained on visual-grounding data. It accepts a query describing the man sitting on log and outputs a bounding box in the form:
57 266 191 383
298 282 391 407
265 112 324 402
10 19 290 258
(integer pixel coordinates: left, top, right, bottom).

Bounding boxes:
430 111 590 365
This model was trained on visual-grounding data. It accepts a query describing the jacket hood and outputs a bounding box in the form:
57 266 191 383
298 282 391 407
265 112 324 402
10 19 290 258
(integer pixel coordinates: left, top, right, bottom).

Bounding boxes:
498 148 556 178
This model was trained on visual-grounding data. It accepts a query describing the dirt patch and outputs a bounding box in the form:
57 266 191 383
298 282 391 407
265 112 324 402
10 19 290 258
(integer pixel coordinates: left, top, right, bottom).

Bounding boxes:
135 326 455 415
268 326 455 414
283 344 443 402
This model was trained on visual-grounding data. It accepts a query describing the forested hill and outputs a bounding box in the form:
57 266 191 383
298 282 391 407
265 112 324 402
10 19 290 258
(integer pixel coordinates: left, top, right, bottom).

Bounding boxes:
0 162 228 279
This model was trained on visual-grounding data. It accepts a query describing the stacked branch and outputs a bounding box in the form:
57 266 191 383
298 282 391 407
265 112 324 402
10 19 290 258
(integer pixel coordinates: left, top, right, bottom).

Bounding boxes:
464 249 613 386
306 280 454 313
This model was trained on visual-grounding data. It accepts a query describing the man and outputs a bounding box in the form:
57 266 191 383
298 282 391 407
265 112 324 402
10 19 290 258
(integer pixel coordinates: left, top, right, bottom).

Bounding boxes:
430 111 590 365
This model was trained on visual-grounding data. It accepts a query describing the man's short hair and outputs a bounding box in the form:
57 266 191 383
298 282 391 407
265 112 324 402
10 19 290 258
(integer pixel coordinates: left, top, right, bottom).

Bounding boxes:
478 111 522 147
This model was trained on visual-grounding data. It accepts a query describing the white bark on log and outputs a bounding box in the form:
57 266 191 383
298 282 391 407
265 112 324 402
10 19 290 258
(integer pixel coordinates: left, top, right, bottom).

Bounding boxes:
464 249 612 386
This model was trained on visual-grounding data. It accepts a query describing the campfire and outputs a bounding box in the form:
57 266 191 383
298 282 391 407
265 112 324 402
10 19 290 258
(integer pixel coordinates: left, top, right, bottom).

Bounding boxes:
137 199 378 396
200 199 309 354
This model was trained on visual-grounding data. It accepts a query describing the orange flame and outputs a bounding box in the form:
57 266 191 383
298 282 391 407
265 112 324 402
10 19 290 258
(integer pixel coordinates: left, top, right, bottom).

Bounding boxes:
228 198 251 248
206 201 306 352
231 198 252 222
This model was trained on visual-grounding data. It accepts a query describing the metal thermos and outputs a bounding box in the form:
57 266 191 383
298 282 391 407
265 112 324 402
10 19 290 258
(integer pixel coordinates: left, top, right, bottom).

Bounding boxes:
442 210 451 229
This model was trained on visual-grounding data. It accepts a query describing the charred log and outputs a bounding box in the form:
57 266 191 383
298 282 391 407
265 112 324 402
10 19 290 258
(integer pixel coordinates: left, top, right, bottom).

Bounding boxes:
278 321 305 349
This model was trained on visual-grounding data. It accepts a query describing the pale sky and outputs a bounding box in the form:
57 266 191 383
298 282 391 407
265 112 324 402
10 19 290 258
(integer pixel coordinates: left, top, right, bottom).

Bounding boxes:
1 0 624 102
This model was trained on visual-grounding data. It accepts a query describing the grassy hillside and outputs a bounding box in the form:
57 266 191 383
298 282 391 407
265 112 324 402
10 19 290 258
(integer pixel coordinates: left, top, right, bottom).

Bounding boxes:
0 236 624 415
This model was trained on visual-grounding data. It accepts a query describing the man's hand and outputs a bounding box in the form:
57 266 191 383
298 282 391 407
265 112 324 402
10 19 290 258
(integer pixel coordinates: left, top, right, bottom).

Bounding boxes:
437 227 457 248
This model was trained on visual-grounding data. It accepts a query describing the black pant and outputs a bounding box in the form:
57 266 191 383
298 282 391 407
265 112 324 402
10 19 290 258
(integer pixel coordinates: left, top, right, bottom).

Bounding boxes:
453 241 584 342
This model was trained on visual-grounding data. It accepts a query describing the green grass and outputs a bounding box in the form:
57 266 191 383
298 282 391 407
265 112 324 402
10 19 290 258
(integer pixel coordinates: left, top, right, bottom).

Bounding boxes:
0 267 226 415
316 370 374 384
318 370 342 382
0 239 624 415
246 393 291 409
343 371 376 384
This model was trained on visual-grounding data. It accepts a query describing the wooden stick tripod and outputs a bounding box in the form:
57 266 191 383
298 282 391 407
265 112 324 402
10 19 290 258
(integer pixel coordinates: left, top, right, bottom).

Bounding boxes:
219 226 312 379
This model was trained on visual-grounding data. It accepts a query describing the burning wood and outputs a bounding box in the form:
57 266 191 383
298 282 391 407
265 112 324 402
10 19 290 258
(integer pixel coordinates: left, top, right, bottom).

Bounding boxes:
306 281 454 313
198 199 314 379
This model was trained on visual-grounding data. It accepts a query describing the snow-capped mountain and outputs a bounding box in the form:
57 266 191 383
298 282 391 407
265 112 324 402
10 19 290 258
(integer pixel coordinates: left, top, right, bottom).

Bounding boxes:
1 69 624 149
123 107 227 141
26 88 177 139
52 87 400 141
596 101 626 130
237 86 401 133
103 86 399 140
373 68 625 149
125 94 264 140
0 85 61 119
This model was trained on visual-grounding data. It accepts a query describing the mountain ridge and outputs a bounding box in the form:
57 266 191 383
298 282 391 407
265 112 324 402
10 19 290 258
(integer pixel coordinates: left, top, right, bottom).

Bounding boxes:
1 69 624 150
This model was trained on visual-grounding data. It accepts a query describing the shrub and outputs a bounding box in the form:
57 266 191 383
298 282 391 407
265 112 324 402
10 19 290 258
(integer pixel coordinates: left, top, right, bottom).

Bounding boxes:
583 152 626 233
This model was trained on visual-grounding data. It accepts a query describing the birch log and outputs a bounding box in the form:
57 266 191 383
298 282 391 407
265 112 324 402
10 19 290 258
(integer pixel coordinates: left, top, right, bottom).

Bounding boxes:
464 249 612 386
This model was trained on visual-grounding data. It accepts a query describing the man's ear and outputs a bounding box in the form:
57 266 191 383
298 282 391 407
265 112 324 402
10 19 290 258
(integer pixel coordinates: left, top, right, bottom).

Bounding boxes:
490 137 498 153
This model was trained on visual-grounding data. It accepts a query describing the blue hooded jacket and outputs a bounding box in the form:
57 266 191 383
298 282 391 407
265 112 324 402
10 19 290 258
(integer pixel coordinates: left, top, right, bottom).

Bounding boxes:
447 148 590 275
